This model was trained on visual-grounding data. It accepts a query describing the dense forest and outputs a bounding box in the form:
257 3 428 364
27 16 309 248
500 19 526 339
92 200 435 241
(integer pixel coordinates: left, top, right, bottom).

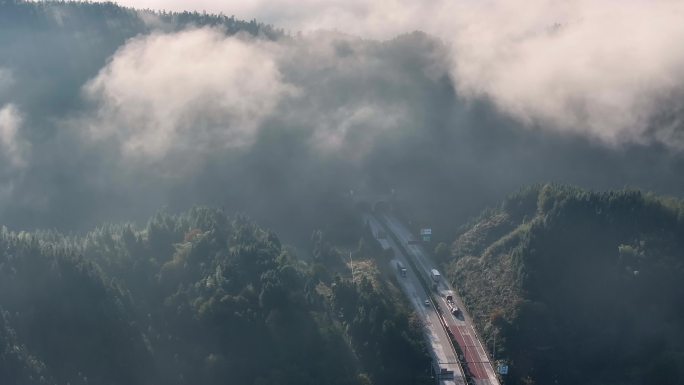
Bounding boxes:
442 185 684 385
0 207 430 385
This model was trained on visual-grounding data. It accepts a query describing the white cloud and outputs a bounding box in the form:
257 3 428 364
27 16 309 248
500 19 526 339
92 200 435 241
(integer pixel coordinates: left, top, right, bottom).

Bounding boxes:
270 32 425 158
84 28 295 161
446 0 684 146
98 0 684 148
311 104 406 156
0 104 28 169
0 105 28 168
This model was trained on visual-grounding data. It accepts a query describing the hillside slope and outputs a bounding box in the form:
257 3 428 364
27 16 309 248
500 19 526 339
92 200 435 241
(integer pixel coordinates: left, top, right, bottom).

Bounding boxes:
446 185 684 385
0 207 428 385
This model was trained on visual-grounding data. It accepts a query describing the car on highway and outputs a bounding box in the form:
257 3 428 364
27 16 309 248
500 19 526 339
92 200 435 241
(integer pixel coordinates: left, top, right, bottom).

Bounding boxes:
424 298 431 306
396 261 407 277
450 305 460 316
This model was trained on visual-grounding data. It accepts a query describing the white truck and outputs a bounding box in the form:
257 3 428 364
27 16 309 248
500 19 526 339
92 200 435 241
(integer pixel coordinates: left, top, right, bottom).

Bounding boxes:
430 269 441 282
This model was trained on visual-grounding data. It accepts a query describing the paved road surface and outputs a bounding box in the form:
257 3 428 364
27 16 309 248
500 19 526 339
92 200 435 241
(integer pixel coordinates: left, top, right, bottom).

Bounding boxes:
379 213 501 385
365 215 465 385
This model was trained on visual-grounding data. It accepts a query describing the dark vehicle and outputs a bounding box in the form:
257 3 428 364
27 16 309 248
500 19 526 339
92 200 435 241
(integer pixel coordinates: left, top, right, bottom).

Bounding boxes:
449 304 460 316
396 261 407 277
438 368 455 380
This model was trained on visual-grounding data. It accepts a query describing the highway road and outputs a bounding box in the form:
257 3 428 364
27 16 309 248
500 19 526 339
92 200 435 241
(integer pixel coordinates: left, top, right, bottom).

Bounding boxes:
379 213 501 385
365 214 466 385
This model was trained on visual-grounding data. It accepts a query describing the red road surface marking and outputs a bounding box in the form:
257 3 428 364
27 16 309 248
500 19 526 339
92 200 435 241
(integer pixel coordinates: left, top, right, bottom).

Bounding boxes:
450 325 488 379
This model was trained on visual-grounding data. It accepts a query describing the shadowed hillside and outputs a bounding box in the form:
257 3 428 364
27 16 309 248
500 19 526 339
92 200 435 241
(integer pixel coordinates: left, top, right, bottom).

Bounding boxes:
445 185 684 385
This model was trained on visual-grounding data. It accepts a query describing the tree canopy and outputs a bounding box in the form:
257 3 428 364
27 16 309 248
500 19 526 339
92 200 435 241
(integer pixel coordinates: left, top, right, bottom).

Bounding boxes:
0 207 429 385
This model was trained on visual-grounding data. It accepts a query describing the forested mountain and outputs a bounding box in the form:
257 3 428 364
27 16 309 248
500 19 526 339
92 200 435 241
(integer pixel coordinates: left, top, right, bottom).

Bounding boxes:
0 207 429 385
3 2 684 383
443 185 684 385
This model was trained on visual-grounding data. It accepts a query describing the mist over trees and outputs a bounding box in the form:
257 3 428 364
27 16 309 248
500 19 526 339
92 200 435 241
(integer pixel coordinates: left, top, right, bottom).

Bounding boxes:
0 0 683 246
2 2 684 385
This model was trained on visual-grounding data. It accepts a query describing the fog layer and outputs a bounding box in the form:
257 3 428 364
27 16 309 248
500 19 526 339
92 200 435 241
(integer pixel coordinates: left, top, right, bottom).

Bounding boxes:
1 2 684 244
99 0 684 147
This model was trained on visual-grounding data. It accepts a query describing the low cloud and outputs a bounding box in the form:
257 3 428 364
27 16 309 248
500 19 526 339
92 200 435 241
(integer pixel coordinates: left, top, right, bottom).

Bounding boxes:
81 28 430 169
100 0 684 148
447 0 684 147
5 2 684 234
0 104 28 169
273 32 432 159
0 68 12 92
83 28 295 162
309 104 406 156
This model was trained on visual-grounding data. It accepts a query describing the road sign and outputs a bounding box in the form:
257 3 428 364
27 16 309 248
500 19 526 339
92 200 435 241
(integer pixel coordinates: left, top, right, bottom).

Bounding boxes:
420 228 432 235
498 365 509 375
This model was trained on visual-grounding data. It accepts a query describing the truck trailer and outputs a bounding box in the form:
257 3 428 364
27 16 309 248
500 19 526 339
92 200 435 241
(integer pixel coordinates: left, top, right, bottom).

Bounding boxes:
430 269 441 282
